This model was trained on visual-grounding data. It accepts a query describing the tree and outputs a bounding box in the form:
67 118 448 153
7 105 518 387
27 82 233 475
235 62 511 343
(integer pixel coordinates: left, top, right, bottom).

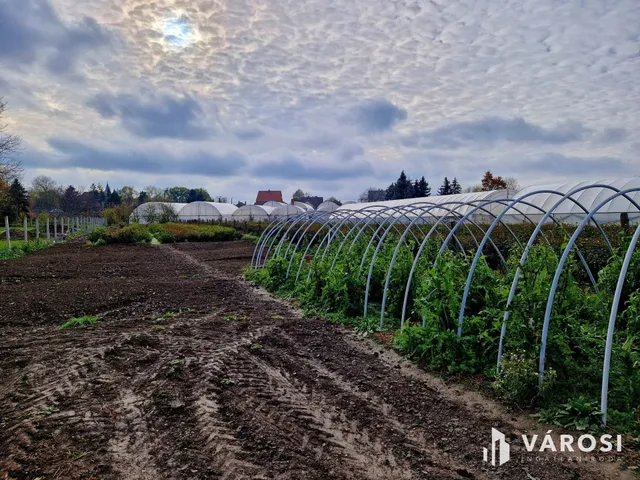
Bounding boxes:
0 98 22 182
61 185 80 214
118 186 137 205
138 191 148 204
7 179 29 220
0 179 11 219
451 177 462 194
326 196 342 206
358 187 386 203
166 186 190 203
438 177 452 196
417 176 430 197
104 183 112 201
504 176 521 192
108 189 121 206
31 175 62 212
481 171 508 191
187 188 211 203
292 189 307 200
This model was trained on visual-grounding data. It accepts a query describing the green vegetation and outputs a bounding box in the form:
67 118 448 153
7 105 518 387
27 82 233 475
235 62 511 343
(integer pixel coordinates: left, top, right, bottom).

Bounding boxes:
0 238 52 260
58 315 99 330
246 226 640 435
241 233 260 244
88 222 242 245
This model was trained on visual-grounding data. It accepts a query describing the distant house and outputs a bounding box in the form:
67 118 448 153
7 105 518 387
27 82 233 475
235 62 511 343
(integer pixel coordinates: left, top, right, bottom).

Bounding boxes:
297 196 323 209
255 190 284 205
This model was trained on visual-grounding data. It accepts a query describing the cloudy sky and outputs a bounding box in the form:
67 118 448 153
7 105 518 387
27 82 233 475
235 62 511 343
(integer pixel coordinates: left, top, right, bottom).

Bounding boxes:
1 0 638 203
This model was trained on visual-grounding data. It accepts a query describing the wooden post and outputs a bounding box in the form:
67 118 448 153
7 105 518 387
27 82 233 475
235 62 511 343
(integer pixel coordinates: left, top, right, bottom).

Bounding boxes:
54 217 57 239
36 218 40 240
24 217 28 242
46 217 50 241
4 216 10 250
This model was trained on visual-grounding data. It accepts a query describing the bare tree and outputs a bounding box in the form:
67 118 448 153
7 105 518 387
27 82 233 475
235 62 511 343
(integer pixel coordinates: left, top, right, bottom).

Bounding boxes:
0 98 22 181
504 176 521 192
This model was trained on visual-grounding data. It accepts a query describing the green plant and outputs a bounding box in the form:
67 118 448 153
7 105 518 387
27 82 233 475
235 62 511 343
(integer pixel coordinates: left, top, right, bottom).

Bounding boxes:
535 396 603 431
58 315 99 330
221 378 237 385
492 351 557 405
151 325 165 331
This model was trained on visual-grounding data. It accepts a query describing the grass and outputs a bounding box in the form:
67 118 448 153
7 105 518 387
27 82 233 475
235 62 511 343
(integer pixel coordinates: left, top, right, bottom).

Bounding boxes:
0 238 52 260
58 315 99 330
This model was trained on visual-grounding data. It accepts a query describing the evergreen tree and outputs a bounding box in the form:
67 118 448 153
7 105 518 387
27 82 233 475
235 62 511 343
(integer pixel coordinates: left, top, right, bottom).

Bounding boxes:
8 179 29 221
385 182 397 200
451 177 462 194
108 189 121 205
104 183 112 200
419 176 430 197
412 180 420 199
438 177 452 196
61 185 80 214
138 191 148 204
395 170 413 199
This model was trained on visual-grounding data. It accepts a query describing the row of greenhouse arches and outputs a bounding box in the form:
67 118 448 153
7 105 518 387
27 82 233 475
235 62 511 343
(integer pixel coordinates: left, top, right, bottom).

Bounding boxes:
250 178 640 426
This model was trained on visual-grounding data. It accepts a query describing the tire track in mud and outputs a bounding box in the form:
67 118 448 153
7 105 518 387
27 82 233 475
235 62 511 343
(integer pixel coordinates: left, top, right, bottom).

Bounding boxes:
2 242 636 480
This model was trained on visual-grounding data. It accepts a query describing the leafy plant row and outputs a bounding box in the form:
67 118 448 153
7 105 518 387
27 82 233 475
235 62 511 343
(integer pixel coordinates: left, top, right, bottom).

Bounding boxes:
88 223 242 245
246 229 640 436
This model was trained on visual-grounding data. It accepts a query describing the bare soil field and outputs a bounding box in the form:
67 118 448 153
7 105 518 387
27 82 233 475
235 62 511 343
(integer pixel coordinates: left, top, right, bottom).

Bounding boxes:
0 241 636 479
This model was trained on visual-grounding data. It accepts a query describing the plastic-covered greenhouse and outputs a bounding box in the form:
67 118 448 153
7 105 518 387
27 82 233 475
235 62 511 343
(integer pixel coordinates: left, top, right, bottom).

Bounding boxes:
263 201 286 207
249 177 640 426
271 204 305 218
317 201 339 212
293 201 314 212
177 202 237 222
232 205 274 221
130 202 186 224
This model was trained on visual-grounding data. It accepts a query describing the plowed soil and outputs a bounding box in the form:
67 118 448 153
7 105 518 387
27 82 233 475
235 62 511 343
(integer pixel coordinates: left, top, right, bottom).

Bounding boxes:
0 241 636 479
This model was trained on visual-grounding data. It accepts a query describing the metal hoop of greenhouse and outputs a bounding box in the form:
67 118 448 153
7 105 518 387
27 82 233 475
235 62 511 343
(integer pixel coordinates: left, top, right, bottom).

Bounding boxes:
248 178 640 429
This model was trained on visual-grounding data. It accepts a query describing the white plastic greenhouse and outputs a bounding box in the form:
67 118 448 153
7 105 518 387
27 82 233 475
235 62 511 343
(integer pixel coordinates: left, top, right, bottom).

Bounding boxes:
317 201 340 212
130 202 187 224
506 178 640 224
271 204 305 218
336 190 512 223
263 201 286 208
293 201 314 212
177 202 237 222
232 205 274 221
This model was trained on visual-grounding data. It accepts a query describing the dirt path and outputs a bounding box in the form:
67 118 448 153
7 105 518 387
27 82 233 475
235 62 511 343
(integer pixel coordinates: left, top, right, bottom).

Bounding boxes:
0 241 635 479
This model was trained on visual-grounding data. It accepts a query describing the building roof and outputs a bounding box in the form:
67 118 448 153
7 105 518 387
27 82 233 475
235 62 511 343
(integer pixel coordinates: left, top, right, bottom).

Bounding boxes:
256 190 284 204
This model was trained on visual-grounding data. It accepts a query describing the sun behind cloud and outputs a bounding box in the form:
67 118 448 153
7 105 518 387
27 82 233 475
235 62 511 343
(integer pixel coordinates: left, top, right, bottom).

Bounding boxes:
159 13 199 49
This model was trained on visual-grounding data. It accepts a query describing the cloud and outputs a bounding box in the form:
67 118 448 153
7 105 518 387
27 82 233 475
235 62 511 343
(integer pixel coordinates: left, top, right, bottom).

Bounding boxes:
597 127 628 144
87 93 212 140
518 153 632 176
253 156 374 181
30 137 246 176
0 0 111 74
403 117 587 149
343 99 408 133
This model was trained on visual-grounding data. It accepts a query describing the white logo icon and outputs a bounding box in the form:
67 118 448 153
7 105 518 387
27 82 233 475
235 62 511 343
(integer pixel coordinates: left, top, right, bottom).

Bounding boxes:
483 428 510 466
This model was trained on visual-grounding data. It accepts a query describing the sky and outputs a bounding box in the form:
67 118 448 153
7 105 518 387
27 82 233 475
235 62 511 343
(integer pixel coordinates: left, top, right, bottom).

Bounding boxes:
0 0 638 203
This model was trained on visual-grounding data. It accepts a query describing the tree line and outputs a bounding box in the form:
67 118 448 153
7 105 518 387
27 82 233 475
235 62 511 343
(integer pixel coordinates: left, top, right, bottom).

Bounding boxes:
359 171 519 203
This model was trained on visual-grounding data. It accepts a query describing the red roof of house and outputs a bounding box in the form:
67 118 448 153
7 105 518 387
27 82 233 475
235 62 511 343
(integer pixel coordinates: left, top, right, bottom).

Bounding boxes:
255 190 284 204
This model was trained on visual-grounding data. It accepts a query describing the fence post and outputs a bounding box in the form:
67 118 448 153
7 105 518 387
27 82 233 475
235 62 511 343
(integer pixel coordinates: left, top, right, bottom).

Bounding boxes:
24 216 28 242
46 217 50 241
36 217 40 240
4 216 10 250
54 217 57 239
